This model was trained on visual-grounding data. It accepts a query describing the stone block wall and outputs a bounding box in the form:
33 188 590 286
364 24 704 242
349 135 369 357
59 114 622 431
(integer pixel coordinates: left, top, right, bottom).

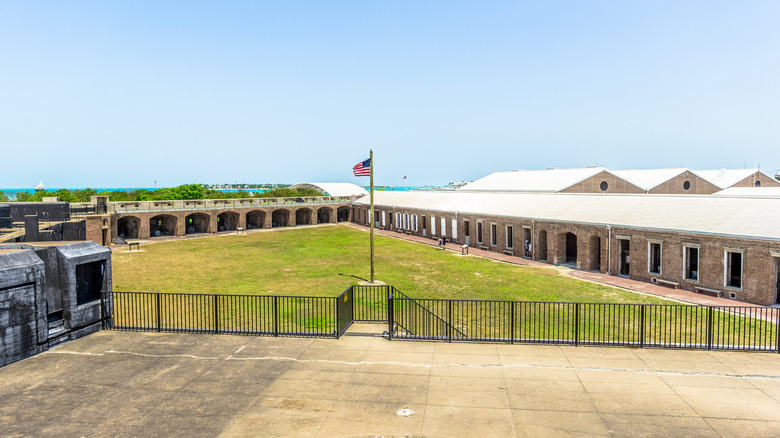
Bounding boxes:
0 251 47 367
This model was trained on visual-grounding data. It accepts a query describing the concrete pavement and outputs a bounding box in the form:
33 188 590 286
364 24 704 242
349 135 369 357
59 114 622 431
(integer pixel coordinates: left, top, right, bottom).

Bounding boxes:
2 329 780 437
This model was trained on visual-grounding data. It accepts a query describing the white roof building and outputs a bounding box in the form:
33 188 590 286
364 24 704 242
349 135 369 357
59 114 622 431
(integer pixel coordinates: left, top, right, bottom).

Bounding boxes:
355 190 780 240
608 168 688 192
457 167 608 192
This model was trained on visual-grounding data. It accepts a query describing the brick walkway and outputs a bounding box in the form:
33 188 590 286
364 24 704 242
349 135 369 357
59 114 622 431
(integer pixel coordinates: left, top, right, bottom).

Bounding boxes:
347 223 764 308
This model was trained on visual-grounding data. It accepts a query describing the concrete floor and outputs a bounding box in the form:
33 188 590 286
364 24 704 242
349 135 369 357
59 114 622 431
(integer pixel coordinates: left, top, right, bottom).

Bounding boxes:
2 328 780 437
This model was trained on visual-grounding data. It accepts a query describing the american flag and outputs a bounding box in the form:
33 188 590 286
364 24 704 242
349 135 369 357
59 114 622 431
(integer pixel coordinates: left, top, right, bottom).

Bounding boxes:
353 158 371 177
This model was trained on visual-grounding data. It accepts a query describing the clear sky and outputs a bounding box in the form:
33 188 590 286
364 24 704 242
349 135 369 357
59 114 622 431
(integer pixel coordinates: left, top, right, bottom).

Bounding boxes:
1 1 779 188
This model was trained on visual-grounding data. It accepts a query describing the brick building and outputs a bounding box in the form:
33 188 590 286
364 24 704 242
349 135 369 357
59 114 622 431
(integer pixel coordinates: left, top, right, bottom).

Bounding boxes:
352 190 780 306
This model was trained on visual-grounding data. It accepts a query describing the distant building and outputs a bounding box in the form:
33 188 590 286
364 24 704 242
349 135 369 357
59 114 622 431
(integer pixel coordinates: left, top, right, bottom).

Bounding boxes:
354 167 780 306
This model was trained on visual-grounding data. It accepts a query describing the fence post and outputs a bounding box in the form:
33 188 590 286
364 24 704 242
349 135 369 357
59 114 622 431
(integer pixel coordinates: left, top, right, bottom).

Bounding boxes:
274 296 279 337
387 293 394 340
510 301 516 344
336 295 341 339
775 308 780 354
448 300 453 343
156 293 162 333
213 295 219 334
574 303 580 346
640 304 645 348
707 306 714 351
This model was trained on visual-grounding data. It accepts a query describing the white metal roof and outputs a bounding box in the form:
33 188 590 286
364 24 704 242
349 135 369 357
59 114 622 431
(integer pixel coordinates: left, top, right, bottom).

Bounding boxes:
457 167 607 192
690 169 761 189
609 168 688 191
292 182 367 197
354 191 780 240
713 187 780 198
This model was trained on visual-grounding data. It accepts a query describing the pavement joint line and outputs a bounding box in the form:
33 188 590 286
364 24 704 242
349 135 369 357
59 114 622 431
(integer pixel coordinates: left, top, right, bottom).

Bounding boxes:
42 350 105 356
225 344 247 360
105 350 222 360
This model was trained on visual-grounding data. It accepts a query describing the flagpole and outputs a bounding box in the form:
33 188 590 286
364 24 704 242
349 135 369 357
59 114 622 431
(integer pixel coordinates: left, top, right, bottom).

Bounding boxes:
369 149 375 283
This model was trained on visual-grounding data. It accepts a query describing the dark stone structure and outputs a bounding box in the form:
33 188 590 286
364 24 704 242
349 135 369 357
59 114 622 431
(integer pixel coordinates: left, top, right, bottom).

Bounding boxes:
0 241 112 367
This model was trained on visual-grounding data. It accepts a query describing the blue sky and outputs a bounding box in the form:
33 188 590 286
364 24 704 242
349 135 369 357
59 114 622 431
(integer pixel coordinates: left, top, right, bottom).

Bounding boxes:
1 1 779 188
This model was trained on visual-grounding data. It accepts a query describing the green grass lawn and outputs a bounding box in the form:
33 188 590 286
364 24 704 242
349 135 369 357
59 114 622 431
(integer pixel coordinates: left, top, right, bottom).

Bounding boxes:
113 224 672 304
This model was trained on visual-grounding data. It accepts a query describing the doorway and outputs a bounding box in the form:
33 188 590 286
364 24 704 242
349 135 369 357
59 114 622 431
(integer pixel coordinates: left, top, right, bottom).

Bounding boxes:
619 239 630 276
565 232 577 265
775 258 780 305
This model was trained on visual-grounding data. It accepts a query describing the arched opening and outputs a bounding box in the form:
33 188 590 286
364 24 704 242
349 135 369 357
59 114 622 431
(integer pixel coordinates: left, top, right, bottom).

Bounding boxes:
565 232 577 265
217 211 239 232
317 207 331 224
246 210 266 229
272 210 289 227
337 206 350 222
589 235 601 271
296 208 312 226
117 216 140 239
149 215 176 237
538 230 548 261
185 213 209 234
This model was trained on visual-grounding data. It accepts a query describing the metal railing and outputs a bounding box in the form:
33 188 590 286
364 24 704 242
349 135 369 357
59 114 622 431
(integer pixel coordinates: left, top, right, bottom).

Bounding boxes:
102 286 780 352
106 291 340 337
69 196 360 215
387 296 780 352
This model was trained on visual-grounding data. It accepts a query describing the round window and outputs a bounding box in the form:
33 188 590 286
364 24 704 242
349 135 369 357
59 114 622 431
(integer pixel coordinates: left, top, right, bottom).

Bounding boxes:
599 181 608 191
683 181 691 190
755 181 762 187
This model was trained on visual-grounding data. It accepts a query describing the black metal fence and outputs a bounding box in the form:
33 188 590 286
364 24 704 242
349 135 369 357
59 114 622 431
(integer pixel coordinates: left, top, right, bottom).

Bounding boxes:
103 286 780 352
388 295 780 352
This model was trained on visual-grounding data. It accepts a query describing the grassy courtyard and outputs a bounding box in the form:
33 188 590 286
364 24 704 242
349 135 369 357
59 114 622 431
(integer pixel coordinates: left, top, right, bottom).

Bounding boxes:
113 224 671 304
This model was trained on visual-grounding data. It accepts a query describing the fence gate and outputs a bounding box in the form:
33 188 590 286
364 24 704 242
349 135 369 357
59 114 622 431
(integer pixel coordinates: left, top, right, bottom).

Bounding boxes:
336 286 354 337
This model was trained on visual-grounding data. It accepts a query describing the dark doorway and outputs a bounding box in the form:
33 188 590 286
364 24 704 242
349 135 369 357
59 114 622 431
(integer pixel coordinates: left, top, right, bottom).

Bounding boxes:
296 208 312 225
149 215 176 237
76 261 105 305
565 232 577 265
619 239 630 276
272 210 289 227
117 216 140 239
246 210 265 229
538 230 548 261
589 236 601 271
775 258 780 305
217 212 239 232
337 207 350 222
317 207 331 224
185 213 209 234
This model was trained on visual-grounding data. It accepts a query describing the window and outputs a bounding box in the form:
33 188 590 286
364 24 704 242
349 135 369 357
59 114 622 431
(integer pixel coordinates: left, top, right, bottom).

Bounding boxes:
648 241 661 274
440 217 446 237
490 223 497 246
725 250 743 289
464 221 470 237
382 211 386 227
451 219 457 239
683 181 691 190
506 225 514 249
76 261 105 305
431 216 436 235
600 181 608 191
684 246 699 281
422 215 426 230
477 222 483 244
755 181 762 187
412 215 418 231
405 213 410 230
